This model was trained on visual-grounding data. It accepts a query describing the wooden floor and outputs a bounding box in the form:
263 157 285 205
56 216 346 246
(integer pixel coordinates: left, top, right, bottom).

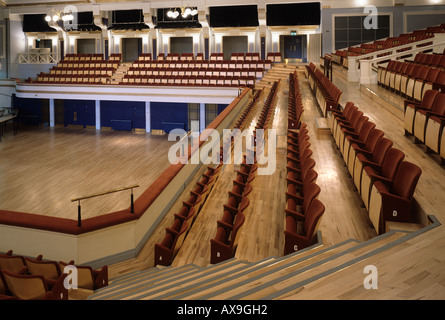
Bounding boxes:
3 62 445 299
0 126 175 220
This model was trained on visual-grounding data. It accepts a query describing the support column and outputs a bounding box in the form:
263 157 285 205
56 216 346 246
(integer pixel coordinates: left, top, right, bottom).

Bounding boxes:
95 100 101 130
49 98 55 127
199 103 206 132
145 101 151 133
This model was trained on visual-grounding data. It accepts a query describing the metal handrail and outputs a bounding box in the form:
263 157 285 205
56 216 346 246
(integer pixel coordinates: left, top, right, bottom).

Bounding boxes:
71 184 139 227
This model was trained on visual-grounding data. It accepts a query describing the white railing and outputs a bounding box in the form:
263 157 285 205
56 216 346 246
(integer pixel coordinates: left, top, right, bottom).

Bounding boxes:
18 52 58 64
347 34 445 83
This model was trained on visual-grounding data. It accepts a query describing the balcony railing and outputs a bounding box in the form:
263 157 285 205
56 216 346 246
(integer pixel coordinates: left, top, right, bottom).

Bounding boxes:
18 49 58 64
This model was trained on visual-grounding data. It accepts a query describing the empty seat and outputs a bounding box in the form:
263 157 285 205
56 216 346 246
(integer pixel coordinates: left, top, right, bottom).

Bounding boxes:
1 270 68 300
59 261 108 290
154 220 189 266
210 212 245 264
404 89 439 136
284 199 325 255
347 128 384 179
413 93 445 144
353 137 393 194
368 161 422 234
424 94 445 154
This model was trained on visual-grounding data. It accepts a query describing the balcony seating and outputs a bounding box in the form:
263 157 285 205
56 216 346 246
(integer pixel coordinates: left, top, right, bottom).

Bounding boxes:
1 270 68 300
368 161 422 234
360 148 405 211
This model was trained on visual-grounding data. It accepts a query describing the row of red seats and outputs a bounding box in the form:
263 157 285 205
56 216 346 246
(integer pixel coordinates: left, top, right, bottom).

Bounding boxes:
126 67 264 78
284 70 325 255
404 90 445 165
288 70 304 130
0 250 108 300
132 60 272 70
378 57 445 102
210 156 255 264
154 163 223 266
209 91 263 264
305 62 342 117
254 80 279 131
330 102 422 234
331 24 445 67
411 52 445 69
119 75 256 88
210 83 278 264
33 74 111 84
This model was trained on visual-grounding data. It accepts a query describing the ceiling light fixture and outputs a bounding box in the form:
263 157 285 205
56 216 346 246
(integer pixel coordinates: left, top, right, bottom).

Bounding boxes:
167 7 198 19
45 9 74 22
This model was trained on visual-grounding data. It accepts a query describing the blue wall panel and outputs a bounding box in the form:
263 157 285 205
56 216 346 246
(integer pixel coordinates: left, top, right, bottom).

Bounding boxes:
64 99 95 127
150 102 188 133
100 100 145 130
14 97 44 126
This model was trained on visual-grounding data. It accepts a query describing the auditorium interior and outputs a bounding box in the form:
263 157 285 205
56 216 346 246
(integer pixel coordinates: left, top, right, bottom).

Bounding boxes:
0 0 445 301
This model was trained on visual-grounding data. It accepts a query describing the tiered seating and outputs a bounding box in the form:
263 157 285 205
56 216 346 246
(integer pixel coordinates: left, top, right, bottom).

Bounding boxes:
210 83 279 264
329 102 422 234
332 24 444 68
377 52 445 102
404 90 445 164
154 163 223 266
210 155 255 264
288 70 304 129
0 250 108 300
254 80 279 131
267 52 282 63
121 53 269 87
305 62 342 117
284 71 325 255
33 53 121 85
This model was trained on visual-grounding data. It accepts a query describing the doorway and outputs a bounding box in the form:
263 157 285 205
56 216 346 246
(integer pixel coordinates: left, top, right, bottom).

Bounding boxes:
281 35 307 62
122 38 142 63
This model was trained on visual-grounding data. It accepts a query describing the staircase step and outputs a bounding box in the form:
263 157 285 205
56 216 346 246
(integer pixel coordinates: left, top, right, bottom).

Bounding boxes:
228 231 408 300
88 264 201 300
183 239 361 300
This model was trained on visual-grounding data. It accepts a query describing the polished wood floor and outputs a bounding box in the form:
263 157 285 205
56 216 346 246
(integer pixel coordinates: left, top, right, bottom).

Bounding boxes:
0 126 175 220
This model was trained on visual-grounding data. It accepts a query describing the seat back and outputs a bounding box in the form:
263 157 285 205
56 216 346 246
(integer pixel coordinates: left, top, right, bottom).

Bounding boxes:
380 148 405 180
357 120 376 142
302 182 321 214
364 128 384 153
421 90 440 109
2 270 48 300
303 199 325 239
59 261 95 290
371 137 393 164
0 255 26 273
25 258 60 280
391 162 422 200
431 93 445 115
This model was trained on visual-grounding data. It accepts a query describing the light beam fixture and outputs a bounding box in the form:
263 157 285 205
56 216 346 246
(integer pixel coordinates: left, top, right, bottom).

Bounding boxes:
167 6 198 19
